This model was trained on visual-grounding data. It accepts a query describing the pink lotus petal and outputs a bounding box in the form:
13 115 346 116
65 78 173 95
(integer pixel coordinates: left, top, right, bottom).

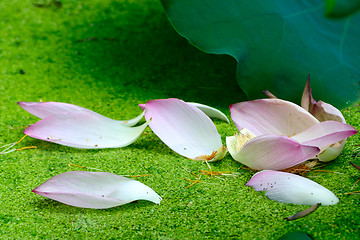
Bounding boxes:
18 101 144 127
311 100 346 123
291 121 357 150
301 77 316 112
246 170 339 205
226 134 320 170
230 99 319 136
24 111 149 148
33 171 162 209
144 98 223 160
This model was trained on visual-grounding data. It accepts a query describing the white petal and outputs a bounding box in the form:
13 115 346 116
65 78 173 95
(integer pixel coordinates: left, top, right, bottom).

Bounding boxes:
144 98 223 159
24 111 149 149
246 170 339 205
33 171 162 209
317 140 346 162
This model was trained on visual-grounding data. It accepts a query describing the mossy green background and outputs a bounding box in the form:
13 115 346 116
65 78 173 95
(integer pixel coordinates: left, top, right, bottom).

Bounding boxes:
0 0 359 239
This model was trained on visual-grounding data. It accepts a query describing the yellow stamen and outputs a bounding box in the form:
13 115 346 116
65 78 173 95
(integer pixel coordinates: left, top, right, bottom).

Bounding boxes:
68 163 102 171
351 179 360 190
193 145 228 162
1 135 36 154
16 134 28 144
234 129 256 152
17 146 37 151
68 163 86 168
129 174 152 178
344 191 360 195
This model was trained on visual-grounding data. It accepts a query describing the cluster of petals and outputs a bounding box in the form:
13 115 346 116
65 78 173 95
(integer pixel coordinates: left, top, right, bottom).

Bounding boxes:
20 99 229 208
226 81 357 170
227 80 357 205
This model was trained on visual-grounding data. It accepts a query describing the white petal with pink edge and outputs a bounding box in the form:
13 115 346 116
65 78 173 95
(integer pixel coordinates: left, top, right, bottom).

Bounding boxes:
246 170 339 205
33 171 162 209
24 111 149 149
144 98 225 160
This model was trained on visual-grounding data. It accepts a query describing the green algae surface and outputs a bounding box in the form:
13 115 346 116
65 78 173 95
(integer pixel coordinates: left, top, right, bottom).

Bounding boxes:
0 1 359 239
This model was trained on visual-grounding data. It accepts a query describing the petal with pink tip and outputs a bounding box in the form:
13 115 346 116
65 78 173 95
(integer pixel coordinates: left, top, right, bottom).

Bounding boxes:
226 134 319 170
144 98 223 160
230 99 319 136
18 101 144 127
24 111 149 149
246 170 339 205
33 171 162 209
291 121 357 150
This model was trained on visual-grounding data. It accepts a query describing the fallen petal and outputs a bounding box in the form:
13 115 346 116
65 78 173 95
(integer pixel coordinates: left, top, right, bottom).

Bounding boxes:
144 98 224 160
18 101 144 127
24 111 149 148
187 102 230 123
226 134 319 170
291 121 357 150
230 99 319 136
246 170 339 205
33 171 162 209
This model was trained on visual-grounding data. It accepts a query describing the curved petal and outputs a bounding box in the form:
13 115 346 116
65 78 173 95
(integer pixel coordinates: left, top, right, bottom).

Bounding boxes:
118 111 145 127
230 99 319 136
291 121 357 150
18 101 144 127
317 140 346 162
187 102 230 123
144 98 223 160
226 134 319 170
33 171 162 209
246 170 339 205
24 111 149 149
311 100 346 123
